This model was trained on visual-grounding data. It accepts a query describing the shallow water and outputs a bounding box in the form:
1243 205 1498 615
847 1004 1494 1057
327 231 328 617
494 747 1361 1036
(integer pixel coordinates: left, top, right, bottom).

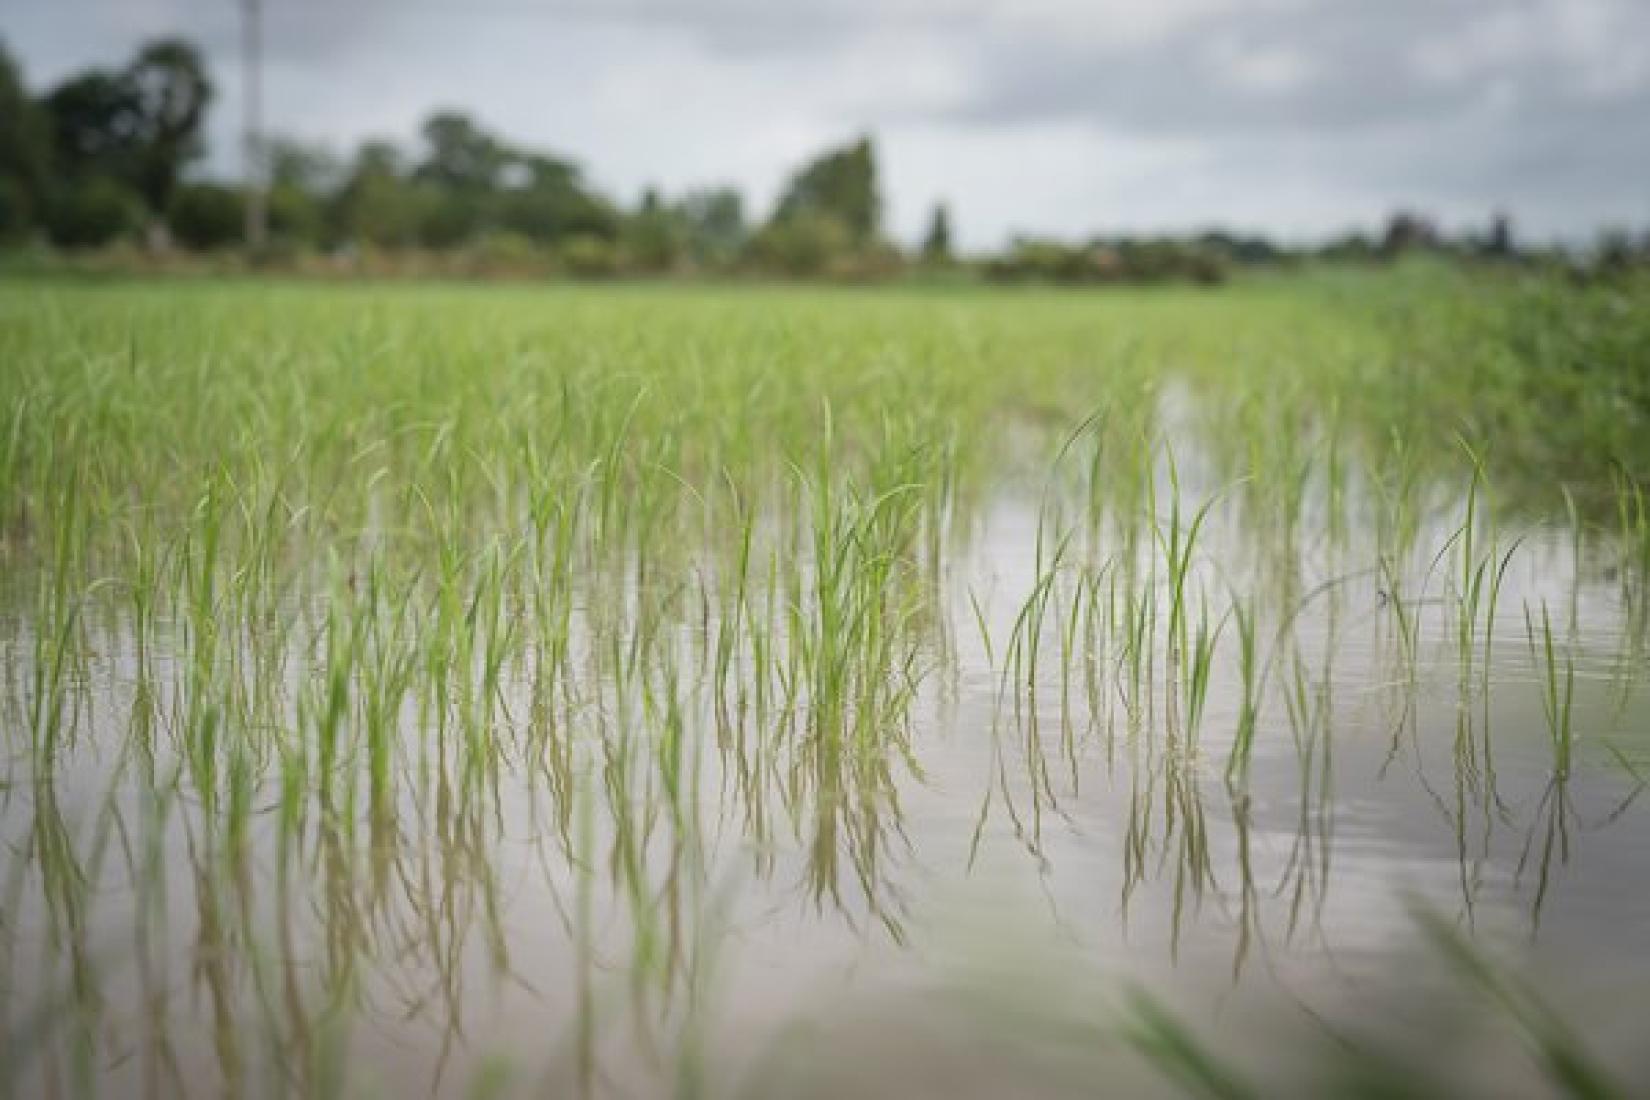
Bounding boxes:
4 426 1650 1099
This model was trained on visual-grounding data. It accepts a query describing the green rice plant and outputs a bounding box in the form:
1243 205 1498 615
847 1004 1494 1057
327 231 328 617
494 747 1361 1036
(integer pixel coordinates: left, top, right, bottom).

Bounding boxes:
1412 904 1624 1100
1525 601 1577 780
1223 594 1259 787
1613 464 1650 603
1152 445 1243 758
2 273 1648 1097
1119 987 1259 1100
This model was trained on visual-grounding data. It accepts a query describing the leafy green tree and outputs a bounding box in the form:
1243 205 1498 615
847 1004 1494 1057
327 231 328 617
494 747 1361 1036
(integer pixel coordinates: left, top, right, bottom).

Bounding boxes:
415 112 507 192
675 187 745 267
44 38 211 229
267 139 341 194
167 182 242 248
0 42 50 235
496 152 619 243
921 202 952 264
44 176 143 246
123 40 212 216
1380 211 1438 258
771 135 878 242
268 185 323 246
417 187 483 248
0 177 32 242
747 208 854 276
1484 213 1514 259
333 141 424 246
44 70 141 181
263 139 340 246
623 185 684 272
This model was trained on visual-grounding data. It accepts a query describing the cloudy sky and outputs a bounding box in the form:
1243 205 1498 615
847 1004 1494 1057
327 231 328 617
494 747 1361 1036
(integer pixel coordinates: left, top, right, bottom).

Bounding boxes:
3 0 1647 249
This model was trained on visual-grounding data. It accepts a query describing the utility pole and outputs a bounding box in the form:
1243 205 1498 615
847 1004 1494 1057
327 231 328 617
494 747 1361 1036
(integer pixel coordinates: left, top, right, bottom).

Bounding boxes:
242 0 268 250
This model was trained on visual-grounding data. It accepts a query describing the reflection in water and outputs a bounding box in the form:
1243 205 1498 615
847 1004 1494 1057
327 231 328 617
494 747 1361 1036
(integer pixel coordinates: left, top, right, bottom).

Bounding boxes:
4 395 1650 1099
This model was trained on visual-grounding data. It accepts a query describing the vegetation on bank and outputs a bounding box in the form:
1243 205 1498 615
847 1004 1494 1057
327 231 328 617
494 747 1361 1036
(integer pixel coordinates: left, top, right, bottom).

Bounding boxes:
5 37 1649 285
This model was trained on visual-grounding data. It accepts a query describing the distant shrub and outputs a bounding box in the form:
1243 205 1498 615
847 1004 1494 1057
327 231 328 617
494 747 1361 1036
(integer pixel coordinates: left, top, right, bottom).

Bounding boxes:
558 233 621 278
827 238 906 282
745 211 854 277
985 236 1227 286
45 178 144 248
417 191 481 249
464 230 552 276
268 183 324 247
168 183 244 249
0 176 32 242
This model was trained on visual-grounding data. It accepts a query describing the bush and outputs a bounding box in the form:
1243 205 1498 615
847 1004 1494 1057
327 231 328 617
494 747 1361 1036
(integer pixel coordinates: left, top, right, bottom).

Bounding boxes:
558 234 621 278
464 230 552 276
0 176 32 242
985 236 1227 286
168 183 244 249
827 238 906 282
417 191 481 249
745 211 854 277
268 183 324 247
45 178 143 248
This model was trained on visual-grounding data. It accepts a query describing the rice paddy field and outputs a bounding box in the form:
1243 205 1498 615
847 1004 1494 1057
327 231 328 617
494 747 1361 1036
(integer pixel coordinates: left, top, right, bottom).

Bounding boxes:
3 267 1650 1099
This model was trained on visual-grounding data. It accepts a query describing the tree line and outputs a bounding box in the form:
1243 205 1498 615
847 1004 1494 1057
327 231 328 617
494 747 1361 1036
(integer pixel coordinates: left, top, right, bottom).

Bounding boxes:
3 36 1646 283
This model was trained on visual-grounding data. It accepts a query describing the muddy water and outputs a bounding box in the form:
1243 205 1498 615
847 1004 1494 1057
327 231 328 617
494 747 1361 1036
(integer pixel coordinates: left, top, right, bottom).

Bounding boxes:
4 467 1650 1099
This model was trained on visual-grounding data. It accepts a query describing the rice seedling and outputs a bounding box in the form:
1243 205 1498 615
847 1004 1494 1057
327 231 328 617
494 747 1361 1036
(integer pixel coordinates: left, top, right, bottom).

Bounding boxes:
1526 601 1578 780
1 272 1648 1097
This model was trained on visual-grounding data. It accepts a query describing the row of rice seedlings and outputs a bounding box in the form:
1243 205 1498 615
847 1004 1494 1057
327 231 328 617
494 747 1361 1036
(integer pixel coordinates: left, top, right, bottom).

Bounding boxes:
5 280 1649 1094
1150 450 1224 755
0 446 917 1092
1448 444 1524 808
1610 466 1650 679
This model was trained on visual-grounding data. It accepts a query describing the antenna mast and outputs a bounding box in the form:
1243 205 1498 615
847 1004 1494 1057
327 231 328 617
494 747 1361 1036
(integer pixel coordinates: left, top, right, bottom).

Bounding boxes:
242 0 267 249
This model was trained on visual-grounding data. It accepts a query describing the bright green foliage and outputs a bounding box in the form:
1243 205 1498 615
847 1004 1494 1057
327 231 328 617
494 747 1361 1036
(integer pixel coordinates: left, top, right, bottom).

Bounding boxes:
3 270 1650 1098
772 135 880 243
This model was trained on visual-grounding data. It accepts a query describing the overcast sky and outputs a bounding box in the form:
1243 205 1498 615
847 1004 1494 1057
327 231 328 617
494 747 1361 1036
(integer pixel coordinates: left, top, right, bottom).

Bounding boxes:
3 0 1647 249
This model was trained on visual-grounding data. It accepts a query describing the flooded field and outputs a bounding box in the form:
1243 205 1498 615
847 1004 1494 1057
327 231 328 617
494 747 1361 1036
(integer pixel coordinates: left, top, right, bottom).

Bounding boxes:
3 273 1649 1098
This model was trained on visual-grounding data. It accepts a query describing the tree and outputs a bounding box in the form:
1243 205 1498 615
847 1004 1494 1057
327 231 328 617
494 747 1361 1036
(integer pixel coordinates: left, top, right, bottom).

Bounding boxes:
623 185 684 272
167 182 243 249
1484 212 1514 259
0 178 31 242
417 187 482 248
262 139 341 246
675 187 745 267
43 39 212 226
267 138 342 194
415 112 507 192
44 176 143 247
334 140 425 247
921 202 952 263
123 39 213 216
1380 210 1438 259
0 41 51 233
495 152 618 244
747 208 854 276
45 70 142 181
771 135 879 242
